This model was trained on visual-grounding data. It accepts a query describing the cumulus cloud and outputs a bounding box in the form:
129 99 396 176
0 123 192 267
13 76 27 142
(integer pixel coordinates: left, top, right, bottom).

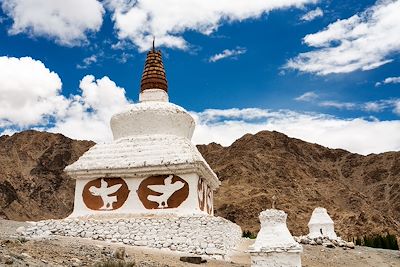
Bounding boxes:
300 7 323 21
1 0 104 46
0 56 131 141
191 108 400 155
47 75 131 141
0 56 68 127
295 91 318 102
105 0 318 51
285 0 400 75
375 76 400 86
209 47 247 62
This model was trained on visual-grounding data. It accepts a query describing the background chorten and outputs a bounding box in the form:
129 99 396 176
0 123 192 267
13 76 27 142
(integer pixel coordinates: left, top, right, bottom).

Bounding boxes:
308 207 337 239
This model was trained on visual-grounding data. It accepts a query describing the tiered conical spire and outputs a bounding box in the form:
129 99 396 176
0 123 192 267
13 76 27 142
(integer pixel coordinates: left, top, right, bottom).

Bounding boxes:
140 41 168 92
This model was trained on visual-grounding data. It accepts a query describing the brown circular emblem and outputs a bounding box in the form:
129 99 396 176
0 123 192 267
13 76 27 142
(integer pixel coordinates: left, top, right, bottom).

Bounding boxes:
82 178 129 211
137 174 189 209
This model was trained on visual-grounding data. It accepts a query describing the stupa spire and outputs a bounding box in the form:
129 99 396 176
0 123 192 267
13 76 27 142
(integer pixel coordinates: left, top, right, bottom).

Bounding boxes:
140 38 168 93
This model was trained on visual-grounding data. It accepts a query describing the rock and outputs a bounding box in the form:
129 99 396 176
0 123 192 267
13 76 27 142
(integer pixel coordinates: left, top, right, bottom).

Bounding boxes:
323 242 335 248
310 240 317 245
113 247 126 260
179 256 206 264
20 252 32 258
2 255 14 265
346 242 355 249
316 238 323 245
16 226 25 234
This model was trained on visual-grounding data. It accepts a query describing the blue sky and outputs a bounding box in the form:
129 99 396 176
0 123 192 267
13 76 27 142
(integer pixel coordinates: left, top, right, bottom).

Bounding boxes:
0 0 399 154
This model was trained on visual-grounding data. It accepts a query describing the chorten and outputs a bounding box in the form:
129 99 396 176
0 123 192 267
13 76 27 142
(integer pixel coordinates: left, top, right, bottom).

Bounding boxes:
249 209 302 267
19 44 242 259
65 44 220 217
308 207 337 239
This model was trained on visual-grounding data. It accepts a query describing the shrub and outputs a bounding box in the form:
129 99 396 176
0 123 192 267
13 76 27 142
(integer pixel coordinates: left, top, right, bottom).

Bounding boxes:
242 230 257 239
355 233 398 250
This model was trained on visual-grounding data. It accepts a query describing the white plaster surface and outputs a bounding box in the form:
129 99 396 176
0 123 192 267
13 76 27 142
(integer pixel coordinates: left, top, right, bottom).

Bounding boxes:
65 135 219 189
71 174 208 218
19 215 242 259
249 209 302 267
110 101 195 140
139 89 169 102
308 207 337 240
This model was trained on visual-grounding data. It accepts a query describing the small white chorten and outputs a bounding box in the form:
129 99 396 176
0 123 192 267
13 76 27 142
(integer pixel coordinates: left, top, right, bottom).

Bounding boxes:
249 209 302 267
308 207 337 240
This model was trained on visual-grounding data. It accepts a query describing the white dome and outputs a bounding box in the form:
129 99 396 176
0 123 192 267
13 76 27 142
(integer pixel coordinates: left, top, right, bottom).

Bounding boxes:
110 101 195 140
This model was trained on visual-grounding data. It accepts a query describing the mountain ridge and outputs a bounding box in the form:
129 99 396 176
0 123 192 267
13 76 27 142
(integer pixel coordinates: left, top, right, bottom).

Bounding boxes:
0 130 398 239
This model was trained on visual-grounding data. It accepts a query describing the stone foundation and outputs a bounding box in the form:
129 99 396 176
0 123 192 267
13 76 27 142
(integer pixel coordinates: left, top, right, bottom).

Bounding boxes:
251 250 302 267
19 215 242 259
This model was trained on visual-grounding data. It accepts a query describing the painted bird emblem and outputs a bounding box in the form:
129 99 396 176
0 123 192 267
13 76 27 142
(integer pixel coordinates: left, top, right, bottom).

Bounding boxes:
147 175 184 208
89 178 122 210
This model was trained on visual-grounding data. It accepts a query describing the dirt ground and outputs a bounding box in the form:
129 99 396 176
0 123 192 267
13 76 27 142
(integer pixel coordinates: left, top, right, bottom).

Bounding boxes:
0 220 399 267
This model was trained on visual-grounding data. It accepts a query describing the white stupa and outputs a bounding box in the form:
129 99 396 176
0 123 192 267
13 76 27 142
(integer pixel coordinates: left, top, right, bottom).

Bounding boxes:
65 45 220 217
249 209 302 267
308 207 337 239
16 44 241 259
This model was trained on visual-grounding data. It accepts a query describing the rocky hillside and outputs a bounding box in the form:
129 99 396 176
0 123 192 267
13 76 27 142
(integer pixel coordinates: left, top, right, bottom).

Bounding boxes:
0 130 399 239
198 131 400 238
0 131 94 221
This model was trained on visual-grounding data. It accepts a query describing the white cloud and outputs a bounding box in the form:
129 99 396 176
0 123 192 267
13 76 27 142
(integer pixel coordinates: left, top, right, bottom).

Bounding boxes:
286 0 400 75
47 75 132 141
1 0 104 46
375 76 400 86
76 55 98 69
209 47 247 62
319 101 356 110
106 0 318 51
295 91 318 101
0 56 131 141
0 56 68 127
1 56 400 155
191 108 400 155
301 7 323 21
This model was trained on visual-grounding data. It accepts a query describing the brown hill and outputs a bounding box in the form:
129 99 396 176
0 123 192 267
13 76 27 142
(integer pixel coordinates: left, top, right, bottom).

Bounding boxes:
0 130 94 221
0 130 398 239
198 131 400 238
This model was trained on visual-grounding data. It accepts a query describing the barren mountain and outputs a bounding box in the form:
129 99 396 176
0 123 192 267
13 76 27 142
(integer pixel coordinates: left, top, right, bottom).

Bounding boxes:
0 130 398 240
0 130 94 221
198 131 400 238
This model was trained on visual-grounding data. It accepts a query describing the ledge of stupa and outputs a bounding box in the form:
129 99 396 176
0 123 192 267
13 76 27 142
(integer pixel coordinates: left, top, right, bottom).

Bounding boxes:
65 134 220 189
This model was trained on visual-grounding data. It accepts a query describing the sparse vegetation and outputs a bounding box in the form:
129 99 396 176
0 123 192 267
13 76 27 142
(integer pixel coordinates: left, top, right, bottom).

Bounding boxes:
242 230 257 239
353 233 398 250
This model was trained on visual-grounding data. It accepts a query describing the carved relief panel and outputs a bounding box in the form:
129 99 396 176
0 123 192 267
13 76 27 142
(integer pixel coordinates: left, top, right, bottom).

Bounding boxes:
82 177 129 211
198 177 213 215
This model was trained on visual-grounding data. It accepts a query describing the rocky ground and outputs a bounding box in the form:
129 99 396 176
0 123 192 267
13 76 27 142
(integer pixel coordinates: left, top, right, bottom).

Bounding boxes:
1 220 399 267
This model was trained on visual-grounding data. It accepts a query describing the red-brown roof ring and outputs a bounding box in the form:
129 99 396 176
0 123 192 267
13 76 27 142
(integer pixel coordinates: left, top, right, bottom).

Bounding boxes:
140 50 168 92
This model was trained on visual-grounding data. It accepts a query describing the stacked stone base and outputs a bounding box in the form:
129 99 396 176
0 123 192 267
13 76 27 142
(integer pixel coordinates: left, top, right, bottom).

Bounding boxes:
19 215 242 259
295 235 355 249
